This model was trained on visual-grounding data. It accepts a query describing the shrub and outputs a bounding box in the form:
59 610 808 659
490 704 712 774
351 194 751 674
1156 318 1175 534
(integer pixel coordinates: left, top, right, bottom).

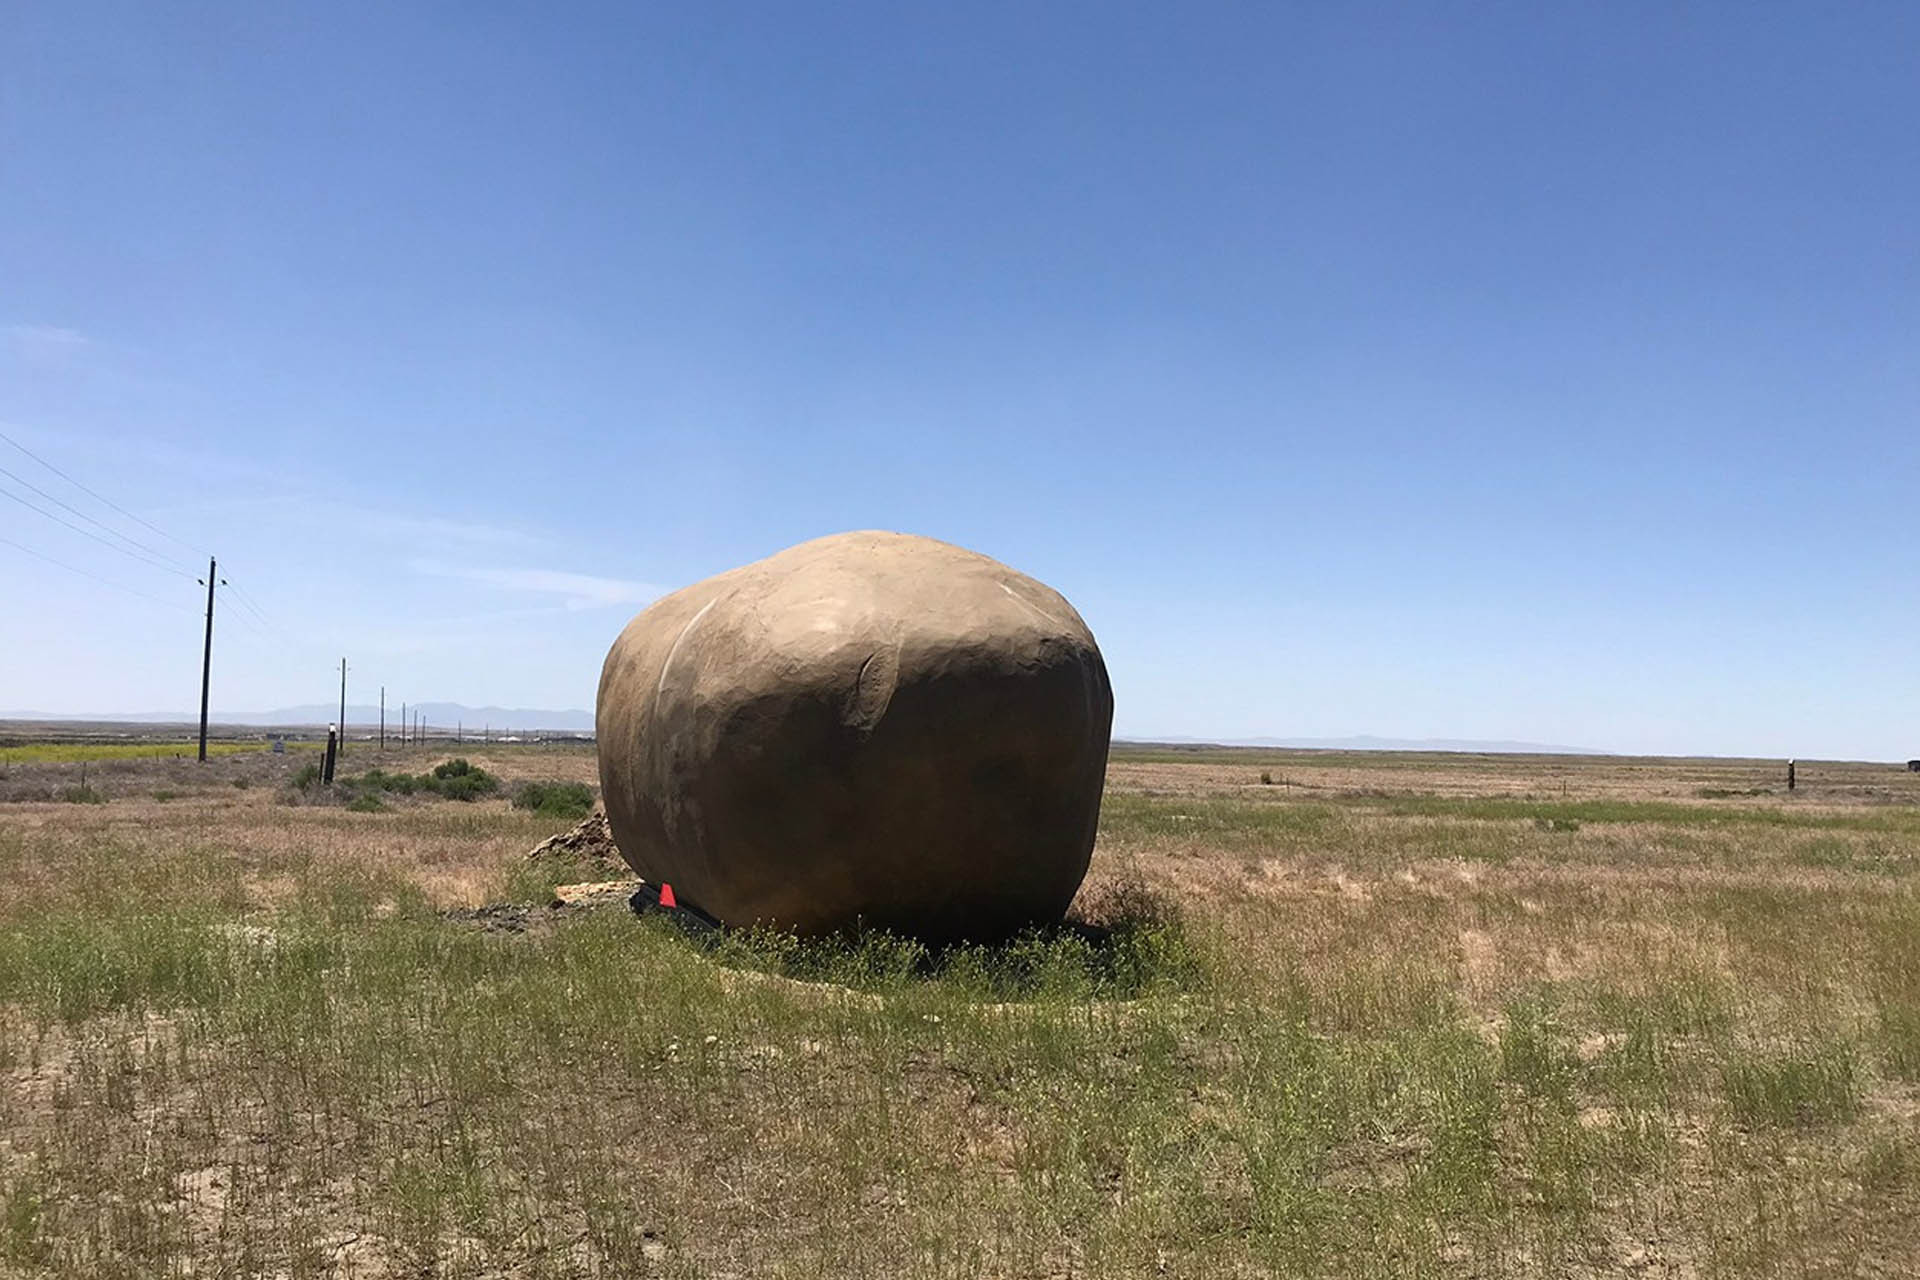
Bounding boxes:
427 759 498 797
428 767 499 802
330 759 498 803
57 785 106 805
512 781 595 820
345 793 388 813
291 762 323 790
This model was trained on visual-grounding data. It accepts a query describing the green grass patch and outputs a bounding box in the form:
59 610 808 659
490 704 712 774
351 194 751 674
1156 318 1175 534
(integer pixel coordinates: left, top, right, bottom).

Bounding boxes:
1787 835 1917 877
0 741 269 764
1721 1039 1862 1127
1099 793 1345 847
1107 788 1920 841
1370 794 1920 833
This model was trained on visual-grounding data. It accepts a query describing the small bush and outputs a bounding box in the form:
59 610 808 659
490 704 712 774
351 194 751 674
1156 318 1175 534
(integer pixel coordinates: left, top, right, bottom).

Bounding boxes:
152 789 180 802
57 785 105 805
230 778 250 790
345 793 388 814
422 759 498 800
1259 771 1274 785
512 780 595 819
429 771 498 802
331 760 498 803
292 762 323 790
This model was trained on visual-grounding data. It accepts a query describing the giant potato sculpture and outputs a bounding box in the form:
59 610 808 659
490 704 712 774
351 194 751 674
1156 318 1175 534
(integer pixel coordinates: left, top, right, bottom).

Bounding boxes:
596 531 1113 941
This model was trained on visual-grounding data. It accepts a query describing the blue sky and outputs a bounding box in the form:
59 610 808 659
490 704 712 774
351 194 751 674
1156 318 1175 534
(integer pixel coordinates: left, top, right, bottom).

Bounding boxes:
3 3 1914 758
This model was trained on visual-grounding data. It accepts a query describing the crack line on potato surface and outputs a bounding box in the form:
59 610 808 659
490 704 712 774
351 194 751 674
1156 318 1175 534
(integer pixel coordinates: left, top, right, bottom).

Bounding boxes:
657 597 721 697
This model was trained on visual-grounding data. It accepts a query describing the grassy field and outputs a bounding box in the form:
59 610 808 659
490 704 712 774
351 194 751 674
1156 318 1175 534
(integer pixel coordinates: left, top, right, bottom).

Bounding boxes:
2 742 1918 1277
0 740 303 765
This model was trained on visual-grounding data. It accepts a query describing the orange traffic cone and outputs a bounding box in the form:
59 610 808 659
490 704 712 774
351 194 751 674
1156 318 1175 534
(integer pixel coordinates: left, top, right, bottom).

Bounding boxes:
657 882 677 910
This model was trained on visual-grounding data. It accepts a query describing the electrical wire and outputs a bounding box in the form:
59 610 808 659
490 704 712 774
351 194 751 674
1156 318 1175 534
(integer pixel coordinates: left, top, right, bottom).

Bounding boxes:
0 533 199 614
221 578 276 630
215 589 275 642
0 483 197 579
220 576 310 652
0 426 204 557
0 460 191 573
216 577 348 677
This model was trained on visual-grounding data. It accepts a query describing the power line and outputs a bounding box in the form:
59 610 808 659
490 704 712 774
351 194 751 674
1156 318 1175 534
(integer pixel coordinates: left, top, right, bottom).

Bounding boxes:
221 578 276 630
0 533 198 613
217 581 271 631
0 460 190 572
0 483 197 579
0 426 203 557
214 587 275 641
218 574 328 664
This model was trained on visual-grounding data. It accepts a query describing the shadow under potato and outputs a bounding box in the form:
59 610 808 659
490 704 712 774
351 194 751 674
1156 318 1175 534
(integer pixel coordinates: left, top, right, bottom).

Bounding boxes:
639 873 1201 1003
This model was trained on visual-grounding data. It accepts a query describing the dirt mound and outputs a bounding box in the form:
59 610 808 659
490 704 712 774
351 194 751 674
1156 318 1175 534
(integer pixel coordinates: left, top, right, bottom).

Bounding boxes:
524 810 622 867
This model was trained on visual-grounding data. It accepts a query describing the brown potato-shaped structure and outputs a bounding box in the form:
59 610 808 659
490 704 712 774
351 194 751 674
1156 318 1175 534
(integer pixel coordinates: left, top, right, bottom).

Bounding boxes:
595 531 1113 940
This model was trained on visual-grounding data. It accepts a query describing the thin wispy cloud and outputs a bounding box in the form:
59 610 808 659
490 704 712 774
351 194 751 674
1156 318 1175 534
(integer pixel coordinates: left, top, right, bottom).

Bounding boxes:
139 492 543 548
341 604 587 656
5 324 90 363
411 559 665 610
339 506 545 549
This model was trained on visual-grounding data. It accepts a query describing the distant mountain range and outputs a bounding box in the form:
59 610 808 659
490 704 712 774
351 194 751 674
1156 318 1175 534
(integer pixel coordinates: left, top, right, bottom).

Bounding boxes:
1 703 595 732
1118 734 1603 755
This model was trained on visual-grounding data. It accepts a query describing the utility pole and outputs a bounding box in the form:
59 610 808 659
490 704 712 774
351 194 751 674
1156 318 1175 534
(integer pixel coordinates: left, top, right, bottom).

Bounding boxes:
380 686 386 750
337 658 347 758
401 702 407 747
196 557 220 762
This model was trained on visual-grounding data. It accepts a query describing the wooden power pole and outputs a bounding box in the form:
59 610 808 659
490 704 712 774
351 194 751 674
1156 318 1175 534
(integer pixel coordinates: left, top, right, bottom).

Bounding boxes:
379 686 386 750
197 556 219 762
337 658 347 758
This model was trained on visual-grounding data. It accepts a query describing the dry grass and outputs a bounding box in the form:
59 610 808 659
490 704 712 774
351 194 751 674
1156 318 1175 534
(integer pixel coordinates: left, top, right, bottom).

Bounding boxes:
2 742 1918 1276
